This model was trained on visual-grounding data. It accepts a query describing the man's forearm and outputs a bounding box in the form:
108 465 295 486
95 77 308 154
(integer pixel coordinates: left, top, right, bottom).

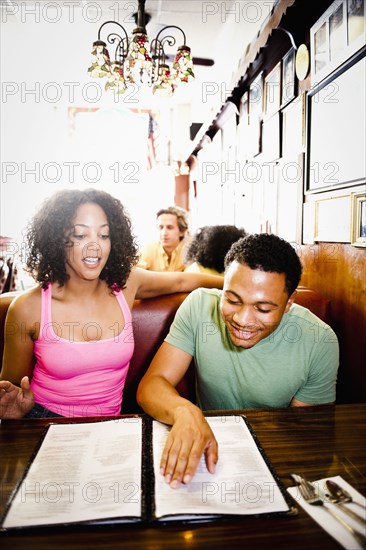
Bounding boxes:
137 374 200 425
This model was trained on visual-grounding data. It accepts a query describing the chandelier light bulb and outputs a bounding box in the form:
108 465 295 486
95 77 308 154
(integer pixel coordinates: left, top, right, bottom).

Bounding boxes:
88 40 112 78
172 46 195 84
152 64 175 97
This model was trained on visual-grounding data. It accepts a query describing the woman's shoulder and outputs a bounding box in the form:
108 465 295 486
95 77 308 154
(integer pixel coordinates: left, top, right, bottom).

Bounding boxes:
7 285 42 321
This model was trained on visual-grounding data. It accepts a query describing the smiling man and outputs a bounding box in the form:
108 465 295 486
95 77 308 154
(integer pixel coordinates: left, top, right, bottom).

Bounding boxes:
137 233 339 488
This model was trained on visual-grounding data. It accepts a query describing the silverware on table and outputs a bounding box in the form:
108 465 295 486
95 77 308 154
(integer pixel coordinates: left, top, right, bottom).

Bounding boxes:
291 474 366 548
326 479 366 517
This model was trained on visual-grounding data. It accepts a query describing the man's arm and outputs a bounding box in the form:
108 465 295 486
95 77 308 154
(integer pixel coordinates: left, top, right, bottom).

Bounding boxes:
290 397 334 407
137 341 218 488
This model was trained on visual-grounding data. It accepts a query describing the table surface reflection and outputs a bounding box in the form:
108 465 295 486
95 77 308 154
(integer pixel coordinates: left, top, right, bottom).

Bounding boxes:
1 403 365 549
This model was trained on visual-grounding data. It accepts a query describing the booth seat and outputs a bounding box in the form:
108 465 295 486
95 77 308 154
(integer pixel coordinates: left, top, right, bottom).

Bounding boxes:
0 286 331 413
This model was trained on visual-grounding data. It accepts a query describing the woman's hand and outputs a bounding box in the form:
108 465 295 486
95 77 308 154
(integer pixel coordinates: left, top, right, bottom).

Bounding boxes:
0 376 34 418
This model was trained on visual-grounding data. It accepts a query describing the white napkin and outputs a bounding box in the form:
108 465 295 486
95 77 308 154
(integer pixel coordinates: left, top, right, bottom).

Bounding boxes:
287 475 366 549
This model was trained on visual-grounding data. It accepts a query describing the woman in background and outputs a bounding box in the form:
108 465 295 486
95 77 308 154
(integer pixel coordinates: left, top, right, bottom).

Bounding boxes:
185 225 247 275
0 188 223 419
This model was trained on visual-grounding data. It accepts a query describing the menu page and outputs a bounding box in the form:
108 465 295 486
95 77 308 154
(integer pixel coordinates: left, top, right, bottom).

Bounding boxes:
153 415 290 520
2 418 142 529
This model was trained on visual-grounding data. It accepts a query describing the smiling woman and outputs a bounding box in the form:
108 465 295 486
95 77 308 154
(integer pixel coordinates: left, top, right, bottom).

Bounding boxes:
0 188 224 420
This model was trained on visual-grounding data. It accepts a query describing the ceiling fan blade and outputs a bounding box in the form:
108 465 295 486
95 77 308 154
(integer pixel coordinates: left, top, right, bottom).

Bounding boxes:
191 57 215 67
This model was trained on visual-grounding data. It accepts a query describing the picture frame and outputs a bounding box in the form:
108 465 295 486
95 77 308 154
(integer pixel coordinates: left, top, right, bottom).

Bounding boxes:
347 0 365 47
302 201 315 244
261 112 281 161
306 47 366 193
329 1 346 64
264 62 281 116
282 93 306 159
351 191 366 247
240 90 249 118
238 91 250 160
276 153 304 243
249 72 263 156
314 194 351 242
313 20 328 77
281 48 296 107
310 0 365 83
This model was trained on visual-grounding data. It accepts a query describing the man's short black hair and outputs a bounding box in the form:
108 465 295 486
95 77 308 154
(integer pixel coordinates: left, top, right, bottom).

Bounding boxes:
224 233 302 295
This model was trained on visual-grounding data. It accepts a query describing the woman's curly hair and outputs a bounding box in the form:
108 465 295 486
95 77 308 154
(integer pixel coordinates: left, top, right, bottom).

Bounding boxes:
24 188 139 290
185 225 247 273
224 233 302 295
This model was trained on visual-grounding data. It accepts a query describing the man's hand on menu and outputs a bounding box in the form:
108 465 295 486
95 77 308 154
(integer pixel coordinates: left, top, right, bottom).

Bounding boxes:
159 405 218 488
0 376 34 418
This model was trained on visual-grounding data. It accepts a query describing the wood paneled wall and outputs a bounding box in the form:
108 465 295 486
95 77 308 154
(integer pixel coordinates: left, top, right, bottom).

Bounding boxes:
299 243 366 403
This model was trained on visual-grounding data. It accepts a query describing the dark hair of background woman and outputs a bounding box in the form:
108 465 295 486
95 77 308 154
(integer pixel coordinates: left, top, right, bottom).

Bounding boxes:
185 225 247 273
25 188 139 290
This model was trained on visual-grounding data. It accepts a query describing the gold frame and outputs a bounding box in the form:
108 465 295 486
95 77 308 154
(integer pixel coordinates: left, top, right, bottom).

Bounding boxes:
351 191 366 247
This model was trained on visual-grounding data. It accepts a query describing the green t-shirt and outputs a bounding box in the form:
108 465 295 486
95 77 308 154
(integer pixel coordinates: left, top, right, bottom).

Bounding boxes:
165 288 339 410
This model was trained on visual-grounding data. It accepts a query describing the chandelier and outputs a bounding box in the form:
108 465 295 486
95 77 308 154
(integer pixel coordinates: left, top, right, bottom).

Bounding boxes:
88 0 195 97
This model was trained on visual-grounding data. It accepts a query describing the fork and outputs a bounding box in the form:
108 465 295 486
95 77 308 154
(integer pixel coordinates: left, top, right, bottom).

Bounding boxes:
291 474 366 548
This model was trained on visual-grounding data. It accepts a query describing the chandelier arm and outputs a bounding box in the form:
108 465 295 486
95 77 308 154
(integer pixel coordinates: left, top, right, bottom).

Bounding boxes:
151 26 187 80
98 21 130 63
150 38 166 79
155 25 187 47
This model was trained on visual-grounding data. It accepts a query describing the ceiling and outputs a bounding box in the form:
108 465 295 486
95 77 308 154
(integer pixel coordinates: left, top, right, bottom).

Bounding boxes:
1 0 275 163
1 0 274 117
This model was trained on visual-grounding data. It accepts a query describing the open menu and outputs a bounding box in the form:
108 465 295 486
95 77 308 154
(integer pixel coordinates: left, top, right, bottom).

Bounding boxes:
1 415 295 529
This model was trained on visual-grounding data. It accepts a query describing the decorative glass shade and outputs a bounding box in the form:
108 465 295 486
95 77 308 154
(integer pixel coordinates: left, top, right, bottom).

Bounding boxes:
88 40 112 78
172 45 195 84
105 62 127 94
152 64 174 97
125 32 153 85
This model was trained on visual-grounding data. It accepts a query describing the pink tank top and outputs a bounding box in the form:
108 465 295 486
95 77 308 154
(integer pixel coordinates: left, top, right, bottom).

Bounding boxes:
32 284 134 417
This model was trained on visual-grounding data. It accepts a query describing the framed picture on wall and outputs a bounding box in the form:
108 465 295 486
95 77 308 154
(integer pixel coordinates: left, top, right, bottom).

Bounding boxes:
329 1 346 63
313 20 328 76
262 112 281 161
306 47 366 192
281 48 295 107
347 0 365 46
238 91 250 160
282 93 305 159
314 194 351 242
249 72 263 156
351 191 366 247
276 153 304 243
310 0 365 82
264 62 281 116
240 91 249 120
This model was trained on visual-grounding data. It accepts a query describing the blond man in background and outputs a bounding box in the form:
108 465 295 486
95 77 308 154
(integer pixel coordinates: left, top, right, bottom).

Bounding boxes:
138 207 189 272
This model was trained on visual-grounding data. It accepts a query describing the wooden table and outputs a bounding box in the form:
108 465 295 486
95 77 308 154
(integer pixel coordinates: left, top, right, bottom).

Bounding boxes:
1 404 365 549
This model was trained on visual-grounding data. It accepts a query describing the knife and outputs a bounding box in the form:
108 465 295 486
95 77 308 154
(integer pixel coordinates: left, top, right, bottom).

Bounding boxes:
325 480 366 528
